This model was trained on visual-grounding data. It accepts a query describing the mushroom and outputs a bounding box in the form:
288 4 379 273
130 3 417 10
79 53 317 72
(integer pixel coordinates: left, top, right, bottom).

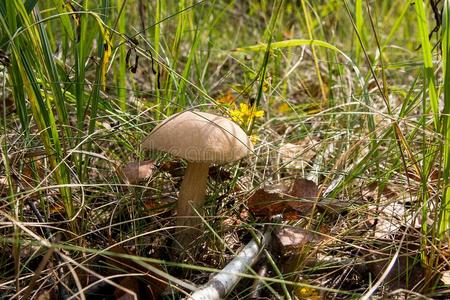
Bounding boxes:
142 111 253 249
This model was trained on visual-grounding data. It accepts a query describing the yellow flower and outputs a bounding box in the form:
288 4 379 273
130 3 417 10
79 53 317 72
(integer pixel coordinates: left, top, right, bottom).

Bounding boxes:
229 109 244 123
253 109 264 118
239 103 250 116
295 286 320 299
228 102 264 126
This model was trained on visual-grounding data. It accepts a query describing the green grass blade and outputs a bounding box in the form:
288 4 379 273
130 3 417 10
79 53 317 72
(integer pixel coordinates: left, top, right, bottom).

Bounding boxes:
355 0 363 60
116 0 127 111
414 0 439 129
440 0 450 240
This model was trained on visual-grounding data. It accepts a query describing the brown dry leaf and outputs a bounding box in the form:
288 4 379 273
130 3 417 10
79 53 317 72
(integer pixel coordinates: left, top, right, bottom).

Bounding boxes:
142 196 175 213
293 77 329 104
363 183 427 238
248 178 347 220
49 201 66 215
363 245 429 291
0 93 15 116
247 185 291 218
287 178 319 213
120 160 155 184
248 179 320 219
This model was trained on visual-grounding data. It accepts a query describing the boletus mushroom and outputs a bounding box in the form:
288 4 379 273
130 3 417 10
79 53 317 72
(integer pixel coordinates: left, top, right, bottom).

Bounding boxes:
142 111 253 250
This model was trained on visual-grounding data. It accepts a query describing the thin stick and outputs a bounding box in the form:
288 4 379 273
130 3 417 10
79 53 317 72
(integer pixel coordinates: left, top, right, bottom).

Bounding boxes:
187 230 272 300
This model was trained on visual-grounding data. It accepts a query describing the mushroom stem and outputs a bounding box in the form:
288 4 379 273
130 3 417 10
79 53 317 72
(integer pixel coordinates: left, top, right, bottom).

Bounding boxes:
176 161 210 248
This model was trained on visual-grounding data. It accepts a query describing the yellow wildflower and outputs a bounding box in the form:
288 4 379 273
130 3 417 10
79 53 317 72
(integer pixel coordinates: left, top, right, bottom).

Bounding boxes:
253 109 264 118
228 102 264 126
229 108 244 123
295 285 320 299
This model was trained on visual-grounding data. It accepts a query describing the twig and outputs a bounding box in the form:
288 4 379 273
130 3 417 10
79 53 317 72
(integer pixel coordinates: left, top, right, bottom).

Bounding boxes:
186 229 272 300
249 263 268 299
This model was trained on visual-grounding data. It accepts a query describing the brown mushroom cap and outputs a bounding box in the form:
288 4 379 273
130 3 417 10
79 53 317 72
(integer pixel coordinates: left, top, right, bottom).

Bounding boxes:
142 111 253 163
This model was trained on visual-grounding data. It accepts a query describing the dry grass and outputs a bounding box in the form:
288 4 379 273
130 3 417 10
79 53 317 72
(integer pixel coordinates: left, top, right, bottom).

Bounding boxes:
0 0 450 299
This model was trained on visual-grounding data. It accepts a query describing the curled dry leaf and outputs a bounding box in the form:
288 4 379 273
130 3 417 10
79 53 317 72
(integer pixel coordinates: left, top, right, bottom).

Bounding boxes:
247 186 289 218
120 160 155 184
248 178 319 219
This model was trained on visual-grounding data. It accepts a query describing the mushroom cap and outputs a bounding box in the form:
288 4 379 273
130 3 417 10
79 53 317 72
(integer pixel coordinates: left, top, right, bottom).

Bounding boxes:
142 111 253 163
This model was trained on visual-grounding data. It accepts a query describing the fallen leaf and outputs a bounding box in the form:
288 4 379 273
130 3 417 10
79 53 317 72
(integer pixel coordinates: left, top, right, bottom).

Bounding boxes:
363 182 427 238
247 184 291 218
292 77 329 103
120 160 155 184
275 227 319 255
0 93 15 116
248 178 344 220
142 196 175 212
248 179 320 219
18 157 46 191
287 178 319 212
